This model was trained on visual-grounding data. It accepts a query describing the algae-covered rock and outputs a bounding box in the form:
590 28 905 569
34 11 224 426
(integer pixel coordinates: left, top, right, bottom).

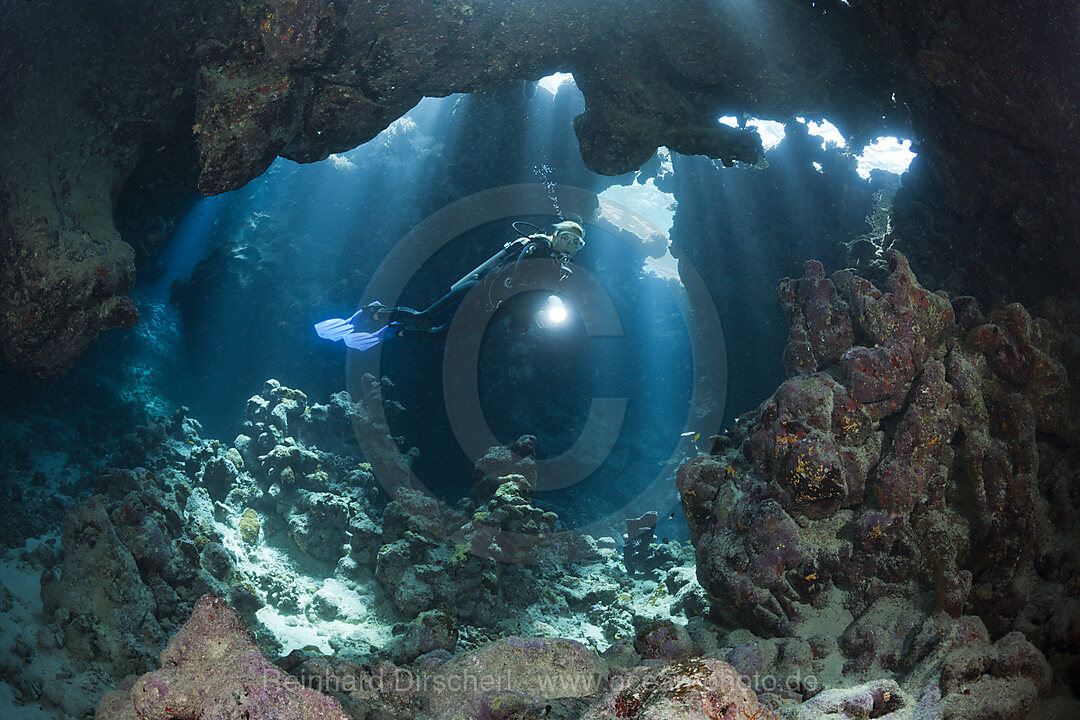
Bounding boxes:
238 508 260 544
472 435 537 503
286 491 352 562
388 609 459 664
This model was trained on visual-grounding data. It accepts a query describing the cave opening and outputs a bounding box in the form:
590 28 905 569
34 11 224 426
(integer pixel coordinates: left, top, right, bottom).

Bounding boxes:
1 3 1077 714
55 74 905 538
0 72 917 534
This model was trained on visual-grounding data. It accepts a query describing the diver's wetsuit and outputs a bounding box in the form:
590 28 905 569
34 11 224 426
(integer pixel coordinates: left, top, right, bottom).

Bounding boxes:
315 222 583 351
374 235 564 336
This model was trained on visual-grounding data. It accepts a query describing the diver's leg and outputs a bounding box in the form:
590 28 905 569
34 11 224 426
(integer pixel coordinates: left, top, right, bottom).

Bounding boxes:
406 280 478 330
353 279 478 338
422 281 476 317
347 302 422 330
384 306 424 323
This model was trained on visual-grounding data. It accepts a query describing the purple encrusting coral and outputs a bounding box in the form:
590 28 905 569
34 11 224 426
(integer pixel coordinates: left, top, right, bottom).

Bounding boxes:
678 251 1080 712
96 594 350 720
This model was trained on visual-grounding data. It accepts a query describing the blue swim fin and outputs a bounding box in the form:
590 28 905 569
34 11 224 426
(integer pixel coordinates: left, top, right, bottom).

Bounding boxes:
343 324 397 351
314 318 355 341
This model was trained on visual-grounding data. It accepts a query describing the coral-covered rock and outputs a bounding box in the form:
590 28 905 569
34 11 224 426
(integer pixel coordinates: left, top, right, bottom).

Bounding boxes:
238 508 261 544
838 251 955 368
902 616 1052 720
633 620 694 662
838 597 923 677
286 491 351 562
260 443 322 488
748 373 882 518
678 452 826 636
472 435 538 504
40 495 164 677
792 679 903 720
374 432 601 623
832 254 954 419
871 359 960 515
374 486 501 622
383 487 445 542
388 609 459 665
247 379 310 444
201 454 242 500
286 655 417 720
40 466 276 687
584 657 761 720
425 636 604 720
778 259 854 376
96 594 350 720
452 475 599 566
679 252 1079 692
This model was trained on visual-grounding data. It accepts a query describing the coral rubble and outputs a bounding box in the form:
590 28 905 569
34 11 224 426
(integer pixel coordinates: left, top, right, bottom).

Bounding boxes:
8 376 709 717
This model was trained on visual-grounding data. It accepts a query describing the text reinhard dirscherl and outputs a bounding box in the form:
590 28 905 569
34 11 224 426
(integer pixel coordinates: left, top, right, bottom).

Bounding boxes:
261 666 819 697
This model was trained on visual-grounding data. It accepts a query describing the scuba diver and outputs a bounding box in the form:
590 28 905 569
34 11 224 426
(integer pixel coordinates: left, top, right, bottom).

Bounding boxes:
315 220 585 351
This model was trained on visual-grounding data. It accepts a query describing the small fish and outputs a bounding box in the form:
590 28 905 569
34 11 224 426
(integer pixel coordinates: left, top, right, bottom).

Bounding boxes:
680 431 701 442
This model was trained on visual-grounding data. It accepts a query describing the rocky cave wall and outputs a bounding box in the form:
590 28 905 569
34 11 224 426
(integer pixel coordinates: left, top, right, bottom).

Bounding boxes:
8 0 1075 377
677 250 1080 702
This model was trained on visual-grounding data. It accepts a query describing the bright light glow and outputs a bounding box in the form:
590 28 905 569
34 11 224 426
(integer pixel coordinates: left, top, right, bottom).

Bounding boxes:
746 117 786 150
538 72 575 96
644 250 681 283
799 117 847 149
327 154 358 172
384 115 418 136
598 175 675 234
718 115 740 128
856 137 916 179
545 295 568 325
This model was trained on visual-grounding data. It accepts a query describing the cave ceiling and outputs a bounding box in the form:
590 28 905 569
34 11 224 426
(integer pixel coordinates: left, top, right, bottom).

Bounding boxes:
0 0 1076 377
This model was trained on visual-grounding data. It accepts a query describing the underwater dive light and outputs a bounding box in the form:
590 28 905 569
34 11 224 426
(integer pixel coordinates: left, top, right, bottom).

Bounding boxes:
537 294 568 328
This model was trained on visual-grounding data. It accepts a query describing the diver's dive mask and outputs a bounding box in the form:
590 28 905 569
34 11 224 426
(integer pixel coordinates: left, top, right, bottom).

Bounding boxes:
550 220 585 262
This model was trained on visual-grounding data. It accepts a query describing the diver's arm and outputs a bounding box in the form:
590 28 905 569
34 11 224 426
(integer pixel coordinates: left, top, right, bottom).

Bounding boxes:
512 237 553 275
